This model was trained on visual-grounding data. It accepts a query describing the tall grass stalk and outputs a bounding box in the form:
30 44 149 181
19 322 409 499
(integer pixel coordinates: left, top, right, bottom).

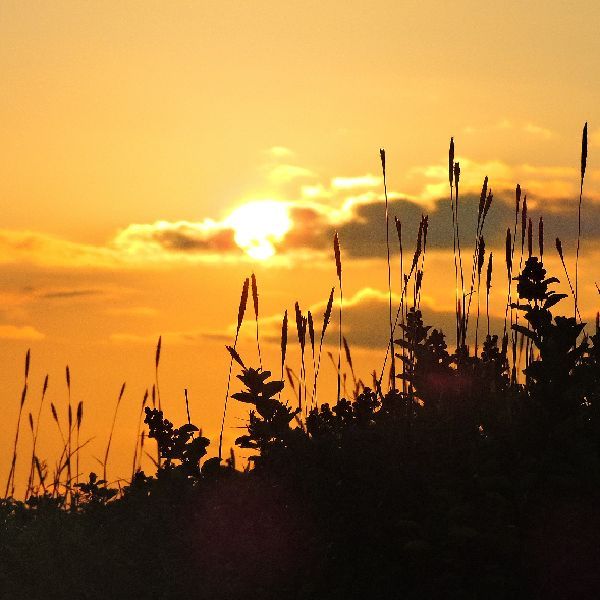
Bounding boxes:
449 138 460 347
155 336 162 412
486 253 493 337
395 217 407 394
65 365 72 501
26 374 48 497
334 233 342 403
5 350 30 499
312 288 334 406
463 177 490 342
575 122 588 320
280 309 288 403
131 389 149 479
294 302 307 414
380 149 395 387
75 400 83 489
555 237 582 322
251 273 263 369
379 216 424 384
219 277 249 461
103 382 126 484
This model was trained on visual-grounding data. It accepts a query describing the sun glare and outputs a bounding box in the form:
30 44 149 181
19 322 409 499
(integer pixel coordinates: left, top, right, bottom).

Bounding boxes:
226 200 292 260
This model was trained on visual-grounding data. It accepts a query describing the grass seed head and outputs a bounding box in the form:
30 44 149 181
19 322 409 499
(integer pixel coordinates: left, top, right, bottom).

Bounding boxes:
582 122 588 181
505 229 512 277
76 401 84 430
251 273 259 318
477 176 489 223
281 309 288 368
334 233 342 283
155 336 162 369
237 278 250 333
449 137 454 185
477 236 486 276
486 252 493 293
556 237 564 261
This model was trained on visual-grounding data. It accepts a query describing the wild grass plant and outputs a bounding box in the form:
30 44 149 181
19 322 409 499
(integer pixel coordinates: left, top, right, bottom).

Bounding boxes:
0 127 599 599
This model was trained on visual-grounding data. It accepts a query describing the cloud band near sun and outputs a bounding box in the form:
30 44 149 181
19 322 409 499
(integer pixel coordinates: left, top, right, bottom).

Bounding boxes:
1 151 599 268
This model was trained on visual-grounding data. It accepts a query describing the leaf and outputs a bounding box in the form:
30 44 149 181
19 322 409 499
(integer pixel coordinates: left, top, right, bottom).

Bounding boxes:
262 380 285 399
255 398 278 419
511 324 536 341
543 294 568 310
235 435 258 449
179 424 199 434
231 391 256 403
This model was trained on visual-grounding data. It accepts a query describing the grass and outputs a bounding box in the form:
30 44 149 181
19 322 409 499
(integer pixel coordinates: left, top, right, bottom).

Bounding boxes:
0 126 598 599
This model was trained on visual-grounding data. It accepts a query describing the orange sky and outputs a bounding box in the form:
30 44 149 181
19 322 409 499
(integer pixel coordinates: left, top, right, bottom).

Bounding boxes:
1 1 599 491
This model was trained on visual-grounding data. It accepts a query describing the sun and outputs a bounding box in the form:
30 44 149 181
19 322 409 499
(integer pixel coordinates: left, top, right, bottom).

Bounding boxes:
226 200 292 260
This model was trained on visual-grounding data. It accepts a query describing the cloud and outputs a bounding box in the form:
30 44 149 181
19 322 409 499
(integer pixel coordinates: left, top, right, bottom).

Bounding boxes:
105 306 158 317
1 150 598 270
267 164 316 184
331 175 382 189
267 146 294 158
524 123 555 139
248 287 505 352
40 289 103 300
0 230 118 268
114 220 239 256
0 324 45 340
110 329 205 345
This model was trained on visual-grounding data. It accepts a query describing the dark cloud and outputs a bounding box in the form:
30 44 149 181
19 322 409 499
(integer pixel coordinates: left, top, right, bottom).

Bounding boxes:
153 228 238 253
328 291 505 351
287 192 600 260
40 289 103 300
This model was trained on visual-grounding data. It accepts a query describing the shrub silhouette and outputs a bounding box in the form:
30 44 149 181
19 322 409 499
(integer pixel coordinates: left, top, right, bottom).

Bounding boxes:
1 131 599 599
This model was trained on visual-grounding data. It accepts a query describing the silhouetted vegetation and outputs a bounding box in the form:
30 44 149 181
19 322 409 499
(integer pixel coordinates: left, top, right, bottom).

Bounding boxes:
1 129 599 599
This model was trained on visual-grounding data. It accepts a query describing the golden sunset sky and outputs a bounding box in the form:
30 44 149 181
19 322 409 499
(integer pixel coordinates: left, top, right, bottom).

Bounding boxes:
1 1 599 486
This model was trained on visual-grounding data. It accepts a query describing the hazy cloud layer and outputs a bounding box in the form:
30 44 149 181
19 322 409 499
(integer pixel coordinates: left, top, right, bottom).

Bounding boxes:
251 287 506 352
1 152 599 268
0 324 45 340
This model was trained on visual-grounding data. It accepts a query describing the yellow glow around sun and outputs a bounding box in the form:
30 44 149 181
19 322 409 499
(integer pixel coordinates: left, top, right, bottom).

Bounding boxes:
226 200 292 260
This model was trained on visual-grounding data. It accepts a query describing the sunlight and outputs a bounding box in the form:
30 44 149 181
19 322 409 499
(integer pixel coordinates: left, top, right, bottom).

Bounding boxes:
226 200 292 260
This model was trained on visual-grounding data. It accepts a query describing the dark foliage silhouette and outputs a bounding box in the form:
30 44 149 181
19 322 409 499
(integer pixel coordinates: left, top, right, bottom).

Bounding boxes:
1 130 598 599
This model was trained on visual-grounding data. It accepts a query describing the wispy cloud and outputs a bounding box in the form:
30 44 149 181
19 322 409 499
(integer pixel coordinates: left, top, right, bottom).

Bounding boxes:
267 146 294 158
267 164 316 184
0 150 597 270
331 174 382 189
0 324 45 340
523 123 555 139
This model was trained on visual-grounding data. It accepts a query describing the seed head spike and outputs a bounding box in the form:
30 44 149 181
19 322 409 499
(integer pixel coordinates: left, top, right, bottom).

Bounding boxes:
505 229 512 277
333 233 342 283
251 273 259 318
449 137 455 185
237 278 250 333
582 122 588 181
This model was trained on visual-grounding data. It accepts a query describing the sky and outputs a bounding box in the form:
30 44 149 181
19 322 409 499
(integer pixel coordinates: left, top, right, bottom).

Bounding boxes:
1 1 599 489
